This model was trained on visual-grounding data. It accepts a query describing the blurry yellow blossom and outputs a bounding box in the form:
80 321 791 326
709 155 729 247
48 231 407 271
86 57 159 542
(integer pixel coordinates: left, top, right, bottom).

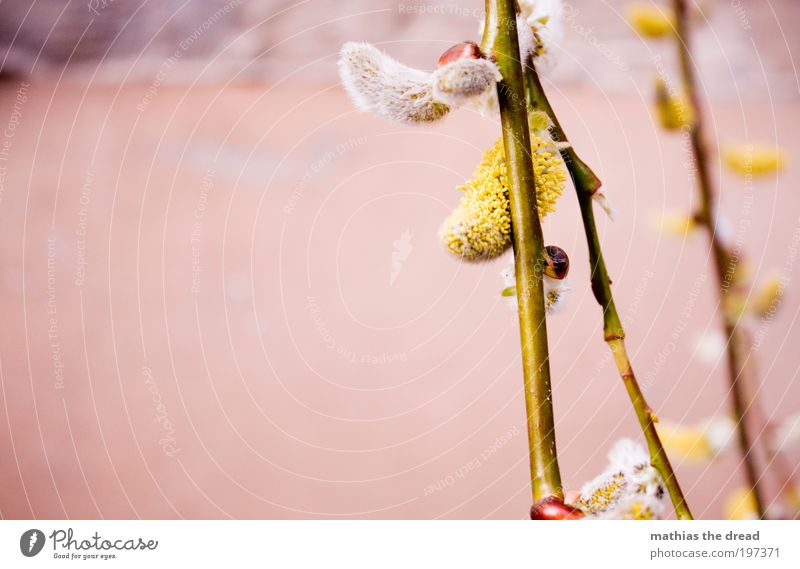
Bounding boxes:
724 487 759 520
626 3 675 39
658 423 713 461
723 145 785 177
654 77 694 130
653 210 696 237
786 487 800 512
752 272 784 317
657 416 735 463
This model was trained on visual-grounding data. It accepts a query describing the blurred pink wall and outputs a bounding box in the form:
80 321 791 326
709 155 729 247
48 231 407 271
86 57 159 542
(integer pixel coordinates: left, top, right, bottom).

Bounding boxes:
0 0 798 519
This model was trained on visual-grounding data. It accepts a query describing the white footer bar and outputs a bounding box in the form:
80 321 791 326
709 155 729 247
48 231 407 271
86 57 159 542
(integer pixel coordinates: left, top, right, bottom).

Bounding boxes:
1 520 798 567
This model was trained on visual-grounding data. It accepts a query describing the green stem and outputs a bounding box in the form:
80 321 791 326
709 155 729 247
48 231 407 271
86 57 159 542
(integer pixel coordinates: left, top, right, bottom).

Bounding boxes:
484 0 563 502
525 64 693 519
672 0 765 518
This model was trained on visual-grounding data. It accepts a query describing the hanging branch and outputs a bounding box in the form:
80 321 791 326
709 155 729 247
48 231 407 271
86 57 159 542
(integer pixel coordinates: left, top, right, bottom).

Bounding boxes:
671 0 765 518
483 0 564 504
524 64 693 520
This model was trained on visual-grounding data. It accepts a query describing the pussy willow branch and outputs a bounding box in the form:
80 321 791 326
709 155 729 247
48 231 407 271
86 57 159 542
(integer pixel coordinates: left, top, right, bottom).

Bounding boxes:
525 65 693 519
672 0 765 518
483 0 564 502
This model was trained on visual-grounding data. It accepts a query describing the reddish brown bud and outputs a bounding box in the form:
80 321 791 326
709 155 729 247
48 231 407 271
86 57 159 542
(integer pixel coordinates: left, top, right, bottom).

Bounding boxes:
530 496 584 520
544 245 570 280
437 41 484 68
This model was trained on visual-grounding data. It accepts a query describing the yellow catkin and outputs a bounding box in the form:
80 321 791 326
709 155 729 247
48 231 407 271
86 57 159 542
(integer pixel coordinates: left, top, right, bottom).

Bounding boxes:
440 130 565 261
626 3 675 39
627 501 657 520
576 473 625 514
723 145 785 176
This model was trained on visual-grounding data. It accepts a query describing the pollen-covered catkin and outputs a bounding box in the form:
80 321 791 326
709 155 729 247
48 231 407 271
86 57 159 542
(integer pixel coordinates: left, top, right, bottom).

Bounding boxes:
440 125 566 261
577 439 668 520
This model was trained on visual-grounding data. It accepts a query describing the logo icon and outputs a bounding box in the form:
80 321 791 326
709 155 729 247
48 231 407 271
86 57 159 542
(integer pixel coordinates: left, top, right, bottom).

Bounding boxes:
20 529 45 557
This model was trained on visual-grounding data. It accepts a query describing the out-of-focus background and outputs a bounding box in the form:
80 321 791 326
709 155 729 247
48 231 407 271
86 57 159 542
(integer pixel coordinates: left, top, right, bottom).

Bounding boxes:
0 0 797 519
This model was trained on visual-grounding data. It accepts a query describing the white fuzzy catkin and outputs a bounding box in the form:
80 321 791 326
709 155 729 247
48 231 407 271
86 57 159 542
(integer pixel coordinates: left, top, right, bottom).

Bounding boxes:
703 416 737 455
475 1 563 65
693 329 727 365
592 192 617 221
518 0 564 69
544 275 570 313
577 439 668 520
338 42 501 125
338 42 450 124
774 414 800 453
431 58 501 108
500 258 569 314
471 2 562 115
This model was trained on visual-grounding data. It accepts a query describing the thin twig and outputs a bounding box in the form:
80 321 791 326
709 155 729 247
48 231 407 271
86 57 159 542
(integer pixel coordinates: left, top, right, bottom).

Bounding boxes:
483 0 563 501
525 64 693 519
672 0 765 518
